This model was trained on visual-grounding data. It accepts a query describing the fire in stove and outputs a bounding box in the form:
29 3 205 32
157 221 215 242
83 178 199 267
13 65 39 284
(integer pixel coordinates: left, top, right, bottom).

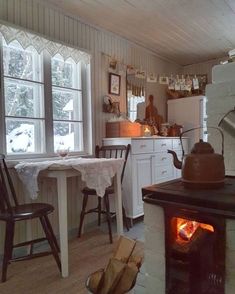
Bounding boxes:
176 217 214 242
168 216 224 294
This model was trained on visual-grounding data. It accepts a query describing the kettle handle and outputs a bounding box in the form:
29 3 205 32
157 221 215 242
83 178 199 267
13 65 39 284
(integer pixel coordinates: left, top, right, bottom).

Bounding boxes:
180 126 224 157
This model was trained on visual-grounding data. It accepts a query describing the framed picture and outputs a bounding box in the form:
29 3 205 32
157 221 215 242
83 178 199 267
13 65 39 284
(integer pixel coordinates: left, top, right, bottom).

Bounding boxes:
109 73 121 95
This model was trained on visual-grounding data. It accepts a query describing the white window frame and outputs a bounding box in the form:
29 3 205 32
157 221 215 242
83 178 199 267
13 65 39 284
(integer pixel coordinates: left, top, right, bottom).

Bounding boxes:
0 38 92 160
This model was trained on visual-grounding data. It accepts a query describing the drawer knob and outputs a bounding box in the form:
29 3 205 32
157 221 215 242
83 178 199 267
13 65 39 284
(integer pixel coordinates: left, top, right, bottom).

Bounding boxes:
161 143 166 146
140 144 146 148
162 170 167 174
162 157 167 160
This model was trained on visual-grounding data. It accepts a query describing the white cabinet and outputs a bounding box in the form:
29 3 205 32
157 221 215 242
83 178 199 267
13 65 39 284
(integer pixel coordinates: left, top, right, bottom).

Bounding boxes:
103 137 188 219
132 153 155 217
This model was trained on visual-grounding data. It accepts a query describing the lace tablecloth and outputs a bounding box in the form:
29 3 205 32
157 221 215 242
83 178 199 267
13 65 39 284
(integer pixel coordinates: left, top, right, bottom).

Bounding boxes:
15 157 124 199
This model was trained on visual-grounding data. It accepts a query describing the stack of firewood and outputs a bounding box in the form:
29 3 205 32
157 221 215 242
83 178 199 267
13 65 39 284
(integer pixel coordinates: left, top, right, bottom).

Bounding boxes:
86 236 142 294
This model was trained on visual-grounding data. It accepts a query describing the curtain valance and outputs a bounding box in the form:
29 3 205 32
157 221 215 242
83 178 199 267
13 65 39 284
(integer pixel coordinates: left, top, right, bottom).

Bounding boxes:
0 23 91 64
127 75 146 96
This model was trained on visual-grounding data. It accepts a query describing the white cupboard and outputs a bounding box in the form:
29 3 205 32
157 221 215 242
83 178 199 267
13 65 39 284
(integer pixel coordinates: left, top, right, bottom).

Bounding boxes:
103 137 188 220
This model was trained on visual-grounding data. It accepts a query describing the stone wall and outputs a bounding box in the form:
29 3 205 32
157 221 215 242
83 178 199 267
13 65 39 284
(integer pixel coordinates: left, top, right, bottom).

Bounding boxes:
144 202 165 294
225 219 235 294
144 201 235 294
206 62 235 175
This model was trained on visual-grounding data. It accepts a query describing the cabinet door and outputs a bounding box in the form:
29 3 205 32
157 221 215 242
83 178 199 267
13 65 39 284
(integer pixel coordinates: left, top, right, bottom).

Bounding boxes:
154 152 175 184
132 154 155 217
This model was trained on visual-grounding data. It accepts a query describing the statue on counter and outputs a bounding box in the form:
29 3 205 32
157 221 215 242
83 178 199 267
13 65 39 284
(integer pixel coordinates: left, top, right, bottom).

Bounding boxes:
145 94 158 121
145 94 164 134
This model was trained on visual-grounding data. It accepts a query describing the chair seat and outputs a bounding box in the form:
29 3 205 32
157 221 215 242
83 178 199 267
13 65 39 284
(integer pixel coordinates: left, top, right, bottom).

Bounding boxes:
0 203 54 221
82 186 114 195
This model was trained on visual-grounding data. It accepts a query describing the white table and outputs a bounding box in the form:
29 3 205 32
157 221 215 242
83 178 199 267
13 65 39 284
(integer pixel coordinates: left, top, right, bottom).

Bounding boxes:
15 158 124 278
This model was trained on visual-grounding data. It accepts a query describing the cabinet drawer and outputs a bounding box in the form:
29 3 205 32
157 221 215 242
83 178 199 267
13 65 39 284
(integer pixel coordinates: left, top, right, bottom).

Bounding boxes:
155 164 174 181
173 138 188 151
155 152 172 165
154 139 172 152
132 139 154 154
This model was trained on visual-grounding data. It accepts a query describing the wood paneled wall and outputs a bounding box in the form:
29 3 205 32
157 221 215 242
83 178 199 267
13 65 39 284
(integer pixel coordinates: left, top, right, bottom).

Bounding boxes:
0 0 182 254
182 57 226 84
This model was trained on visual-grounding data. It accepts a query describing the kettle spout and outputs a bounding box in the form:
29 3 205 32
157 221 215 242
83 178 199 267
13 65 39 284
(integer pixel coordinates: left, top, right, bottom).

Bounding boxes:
167 150 182 169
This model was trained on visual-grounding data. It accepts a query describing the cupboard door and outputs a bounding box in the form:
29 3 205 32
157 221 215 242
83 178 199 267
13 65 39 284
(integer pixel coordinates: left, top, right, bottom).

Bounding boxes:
132 154 155 217
154 139 172 152
132 139 154 154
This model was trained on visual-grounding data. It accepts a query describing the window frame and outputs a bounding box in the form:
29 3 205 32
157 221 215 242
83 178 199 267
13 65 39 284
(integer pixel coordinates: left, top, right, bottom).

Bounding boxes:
0 38 92 160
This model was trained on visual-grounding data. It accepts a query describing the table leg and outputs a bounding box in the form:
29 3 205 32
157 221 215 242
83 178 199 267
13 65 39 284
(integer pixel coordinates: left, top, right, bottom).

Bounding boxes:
56 173 69 278
114 168 123 236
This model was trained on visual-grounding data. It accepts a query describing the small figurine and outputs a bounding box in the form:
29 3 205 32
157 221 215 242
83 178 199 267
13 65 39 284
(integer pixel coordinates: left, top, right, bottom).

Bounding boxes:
145 94 164 134
145 94 158 122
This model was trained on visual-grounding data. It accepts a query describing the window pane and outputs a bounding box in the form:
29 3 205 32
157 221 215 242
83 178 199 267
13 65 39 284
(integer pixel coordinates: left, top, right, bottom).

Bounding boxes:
51 55 81 89
3 39 42 82
54 121 83 152
52 87 82 121
128 95 145 122
4 78 44 118
6 119 44 154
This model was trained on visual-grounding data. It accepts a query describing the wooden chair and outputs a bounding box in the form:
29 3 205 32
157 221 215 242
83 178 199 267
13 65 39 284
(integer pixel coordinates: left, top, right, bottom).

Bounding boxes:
0 154 61 282
78 144 131 244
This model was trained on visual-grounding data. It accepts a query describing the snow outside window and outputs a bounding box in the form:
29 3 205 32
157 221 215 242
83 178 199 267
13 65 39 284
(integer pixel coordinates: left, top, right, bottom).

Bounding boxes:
3 39 45 154
52 55 83 152
0 36 91 157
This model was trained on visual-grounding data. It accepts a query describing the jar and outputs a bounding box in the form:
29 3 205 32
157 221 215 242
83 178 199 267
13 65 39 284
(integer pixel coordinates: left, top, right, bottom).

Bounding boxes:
160 123 170 136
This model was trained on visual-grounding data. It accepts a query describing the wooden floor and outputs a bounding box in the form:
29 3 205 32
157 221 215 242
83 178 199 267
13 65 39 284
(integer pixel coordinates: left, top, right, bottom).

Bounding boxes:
0 230 144 294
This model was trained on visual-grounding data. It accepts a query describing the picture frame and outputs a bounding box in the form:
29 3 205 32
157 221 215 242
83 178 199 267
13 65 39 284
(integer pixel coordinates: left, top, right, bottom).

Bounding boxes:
109 73 121 95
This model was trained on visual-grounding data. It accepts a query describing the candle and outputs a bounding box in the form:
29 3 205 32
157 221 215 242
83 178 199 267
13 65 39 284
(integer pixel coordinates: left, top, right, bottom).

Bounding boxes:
144 127 151 137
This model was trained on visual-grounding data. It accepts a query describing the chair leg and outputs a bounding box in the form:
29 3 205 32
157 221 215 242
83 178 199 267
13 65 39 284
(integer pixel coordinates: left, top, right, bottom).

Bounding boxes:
98 197 102 226
122 205 130 231
44 215 60 253
104 194 113 244
40 216 61 272
2 221 15 283
78 194 89 238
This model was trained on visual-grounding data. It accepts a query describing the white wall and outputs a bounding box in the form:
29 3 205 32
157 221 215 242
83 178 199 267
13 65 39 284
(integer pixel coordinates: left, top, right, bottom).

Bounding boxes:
182 57 226 84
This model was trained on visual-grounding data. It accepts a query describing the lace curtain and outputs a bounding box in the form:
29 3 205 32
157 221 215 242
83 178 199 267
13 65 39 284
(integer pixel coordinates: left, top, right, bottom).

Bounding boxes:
0 23 91 64
127 76 145 96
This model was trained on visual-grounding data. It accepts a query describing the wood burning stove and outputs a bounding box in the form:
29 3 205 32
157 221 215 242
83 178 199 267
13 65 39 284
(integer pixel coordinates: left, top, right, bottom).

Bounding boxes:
165 208 225 294
143 177 235 294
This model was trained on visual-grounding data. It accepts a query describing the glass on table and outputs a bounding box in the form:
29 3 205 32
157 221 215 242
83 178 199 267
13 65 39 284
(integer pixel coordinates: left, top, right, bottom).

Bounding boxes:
56 146 70 159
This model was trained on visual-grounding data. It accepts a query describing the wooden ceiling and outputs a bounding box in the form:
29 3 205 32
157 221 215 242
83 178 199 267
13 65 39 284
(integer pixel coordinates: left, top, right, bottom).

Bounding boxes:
47 0 235 66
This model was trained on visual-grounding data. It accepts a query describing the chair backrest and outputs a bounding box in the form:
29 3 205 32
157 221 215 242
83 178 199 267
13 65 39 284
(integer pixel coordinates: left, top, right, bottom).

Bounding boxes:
95 144 131 183
0 154 18 213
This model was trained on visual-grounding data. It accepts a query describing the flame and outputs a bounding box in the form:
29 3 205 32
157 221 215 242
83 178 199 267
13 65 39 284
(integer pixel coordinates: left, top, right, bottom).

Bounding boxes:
176 218 214 242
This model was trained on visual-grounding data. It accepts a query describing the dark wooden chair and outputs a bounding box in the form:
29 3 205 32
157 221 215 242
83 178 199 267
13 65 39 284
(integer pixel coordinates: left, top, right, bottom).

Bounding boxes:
0 154 61 282
78 144 131 244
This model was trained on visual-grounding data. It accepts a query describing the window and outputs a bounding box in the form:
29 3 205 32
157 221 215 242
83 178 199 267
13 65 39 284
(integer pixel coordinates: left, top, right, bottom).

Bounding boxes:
3 39 45 154
0 33 91 158
52 55 83 152
127 90 145 122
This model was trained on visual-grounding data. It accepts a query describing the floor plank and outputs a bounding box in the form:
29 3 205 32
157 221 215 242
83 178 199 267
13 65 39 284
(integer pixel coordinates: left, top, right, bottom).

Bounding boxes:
0 229 144 294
